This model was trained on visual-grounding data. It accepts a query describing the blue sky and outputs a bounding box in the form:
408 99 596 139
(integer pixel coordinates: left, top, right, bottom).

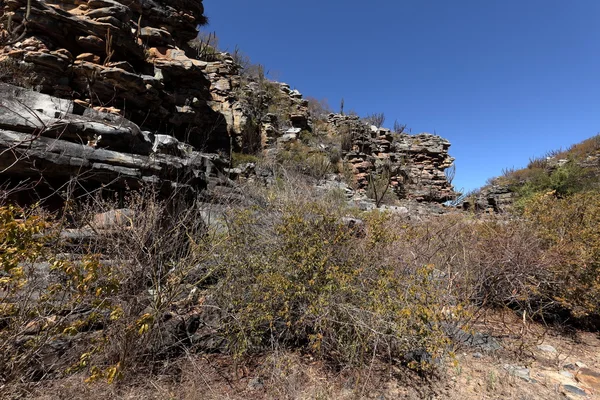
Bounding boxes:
203 0 600 192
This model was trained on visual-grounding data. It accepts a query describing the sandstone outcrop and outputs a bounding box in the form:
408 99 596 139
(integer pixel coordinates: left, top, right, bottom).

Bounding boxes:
0 0 238 200
0 0 233 152
462 185 515 212
0 0 456 206
327 114 456 203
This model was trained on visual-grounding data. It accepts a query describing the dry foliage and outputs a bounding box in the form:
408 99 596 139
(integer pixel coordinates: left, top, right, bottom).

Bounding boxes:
214 200 465 371
3 164 600 394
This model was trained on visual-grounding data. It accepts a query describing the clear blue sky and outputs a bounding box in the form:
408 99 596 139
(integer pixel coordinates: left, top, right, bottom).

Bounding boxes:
203 0 600 193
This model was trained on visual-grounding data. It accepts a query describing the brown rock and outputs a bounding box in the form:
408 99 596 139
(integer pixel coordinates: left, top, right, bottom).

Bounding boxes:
75 52 101 63
76 35 105 50
576 368 600 392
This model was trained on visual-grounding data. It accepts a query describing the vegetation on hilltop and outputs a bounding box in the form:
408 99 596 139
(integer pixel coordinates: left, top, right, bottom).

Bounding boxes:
489 134 600 207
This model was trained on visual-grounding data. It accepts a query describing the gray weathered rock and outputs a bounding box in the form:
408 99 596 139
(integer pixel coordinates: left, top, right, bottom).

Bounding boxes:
0 83 227 199
503 364 533 382
537 344 557 354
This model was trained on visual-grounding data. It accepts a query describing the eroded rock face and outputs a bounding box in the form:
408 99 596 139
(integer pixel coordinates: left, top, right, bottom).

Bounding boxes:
0 83 226 201
0 0 247 202
0 0 455 206
328 114 456 203
0 0 234 153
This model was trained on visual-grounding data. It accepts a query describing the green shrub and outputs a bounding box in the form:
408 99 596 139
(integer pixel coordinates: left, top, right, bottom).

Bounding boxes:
231 152 260 167
512 162 594 210
215 202 465 371
276 142 332 180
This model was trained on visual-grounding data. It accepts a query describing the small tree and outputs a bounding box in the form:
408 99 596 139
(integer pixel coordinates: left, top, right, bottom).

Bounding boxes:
367 161 394 207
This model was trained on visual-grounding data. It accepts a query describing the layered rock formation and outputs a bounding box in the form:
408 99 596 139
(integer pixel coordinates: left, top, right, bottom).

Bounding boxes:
328 114 456 203
0 0 238 201
0 0 455 206
462 185 515 212
0 0 238 151
0 83 225 200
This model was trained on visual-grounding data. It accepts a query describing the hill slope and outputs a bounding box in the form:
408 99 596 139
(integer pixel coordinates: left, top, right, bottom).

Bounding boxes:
465 134 600 212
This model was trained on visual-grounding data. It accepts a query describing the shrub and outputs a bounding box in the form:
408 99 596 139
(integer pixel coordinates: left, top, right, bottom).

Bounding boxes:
0 58 38 89
188 31 220 61
306 97 332 120
231 152 260 167
276 142 332 180
393 214 552 315
554 134 600 160
512 162 594 210
366 162 396 207
393 120 407 134
363 113 385 128
524 191 600 320
214 201 466 372
0 190 216 385
340 125 355 153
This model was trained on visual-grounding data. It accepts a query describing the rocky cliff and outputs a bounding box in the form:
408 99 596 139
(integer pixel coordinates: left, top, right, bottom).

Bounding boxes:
0 0 456 206
327 114 456 203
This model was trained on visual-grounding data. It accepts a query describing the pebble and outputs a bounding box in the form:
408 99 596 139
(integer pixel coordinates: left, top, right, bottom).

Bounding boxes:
537 344 557 353
563 384 587 397
560 370 575 379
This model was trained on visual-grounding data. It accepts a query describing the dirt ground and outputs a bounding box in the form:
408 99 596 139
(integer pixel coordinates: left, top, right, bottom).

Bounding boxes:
4 311 599 400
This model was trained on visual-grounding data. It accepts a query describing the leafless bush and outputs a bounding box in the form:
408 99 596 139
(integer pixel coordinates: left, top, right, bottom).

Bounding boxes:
363 112 385 128
445 164 456 185
393 120 407 134
394 214 555 316
231 45 251 70
306 97 332 120
0 184 224 386
188 31 219 62
340 125 355 153
367 161 395 207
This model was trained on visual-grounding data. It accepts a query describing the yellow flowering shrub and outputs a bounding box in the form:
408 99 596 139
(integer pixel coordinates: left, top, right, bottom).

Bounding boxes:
216 202 466 371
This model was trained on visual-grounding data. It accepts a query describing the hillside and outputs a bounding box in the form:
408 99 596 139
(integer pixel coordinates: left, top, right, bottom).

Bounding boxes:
1 1 600 399
464 135 600 212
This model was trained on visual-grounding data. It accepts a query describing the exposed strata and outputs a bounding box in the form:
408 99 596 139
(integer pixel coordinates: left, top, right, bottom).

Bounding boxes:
327 114 456 203
0 0 456 205
0 83 226 202
0 0 236 151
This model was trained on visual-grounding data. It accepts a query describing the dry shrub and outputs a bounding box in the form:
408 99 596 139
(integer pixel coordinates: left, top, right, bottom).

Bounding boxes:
340 125 355 153
524 191 600 321
554 134 600 160
0 58 38 88
383 213 557 323
0 189 219 386
213 200 466 372
63 191 219 380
